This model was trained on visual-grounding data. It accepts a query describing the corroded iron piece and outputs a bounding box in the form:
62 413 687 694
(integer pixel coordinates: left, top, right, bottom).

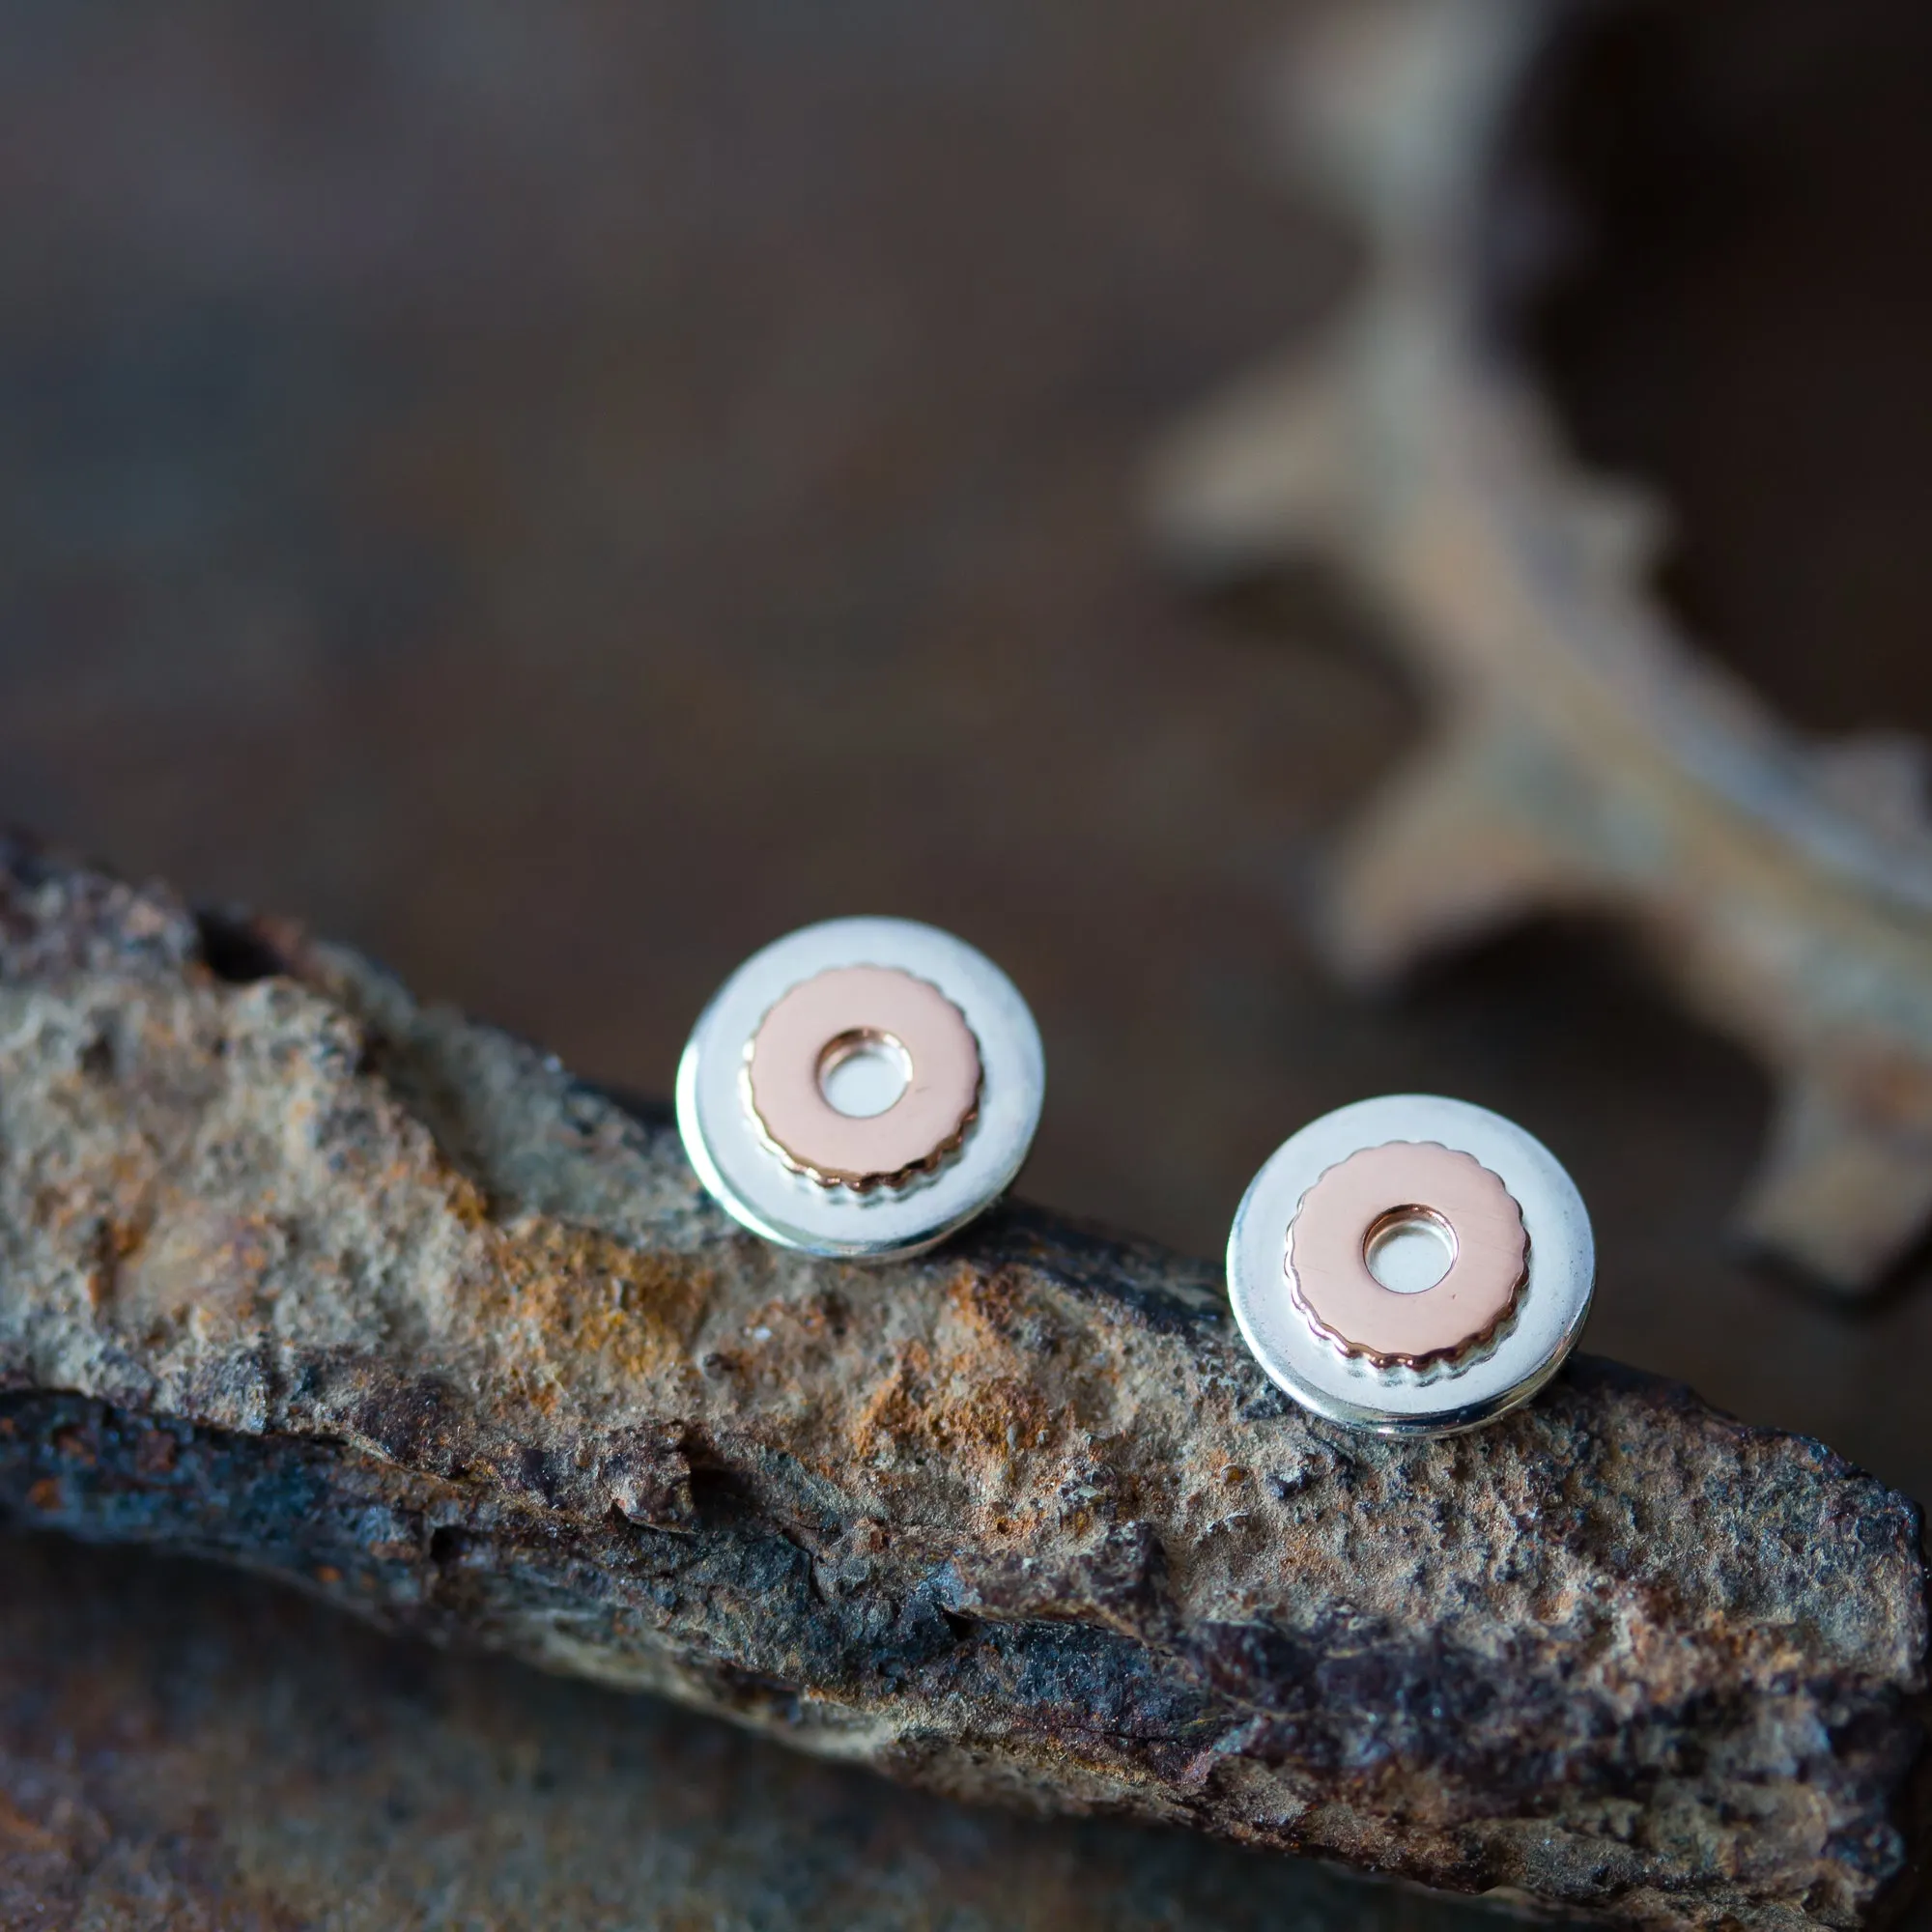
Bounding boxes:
0 846 1922 1929
1145 0 1932 1293
745 963 981 1190
1289 1141 1527 1368
0 1533 1515 1932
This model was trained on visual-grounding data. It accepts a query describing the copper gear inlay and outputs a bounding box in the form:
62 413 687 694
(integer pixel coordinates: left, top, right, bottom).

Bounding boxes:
1287 1141 1528 1368
744 964 981 1191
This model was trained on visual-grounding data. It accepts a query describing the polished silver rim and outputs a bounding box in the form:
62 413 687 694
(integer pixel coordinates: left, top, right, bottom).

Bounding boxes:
676 917 1045 1260
1227 1095 1595 1435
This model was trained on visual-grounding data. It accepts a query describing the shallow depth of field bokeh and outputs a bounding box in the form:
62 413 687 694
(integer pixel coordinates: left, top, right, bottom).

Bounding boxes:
2 6 1928 1496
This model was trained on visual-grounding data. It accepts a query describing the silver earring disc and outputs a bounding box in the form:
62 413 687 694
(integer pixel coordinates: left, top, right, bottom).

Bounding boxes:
1227 1095 1595 1436
676 917 1045 1261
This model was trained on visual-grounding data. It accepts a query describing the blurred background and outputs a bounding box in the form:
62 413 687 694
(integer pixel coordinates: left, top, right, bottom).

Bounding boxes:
1 1 1928 1925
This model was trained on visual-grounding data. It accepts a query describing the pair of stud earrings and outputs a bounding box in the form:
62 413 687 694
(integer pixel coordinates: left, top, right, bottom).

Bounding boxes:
677 917 1594 1438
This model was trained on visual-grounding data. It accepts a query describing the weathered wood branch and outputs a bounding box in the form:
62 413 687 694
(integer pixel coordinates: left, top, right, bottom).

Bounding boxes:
0 843 1923 1929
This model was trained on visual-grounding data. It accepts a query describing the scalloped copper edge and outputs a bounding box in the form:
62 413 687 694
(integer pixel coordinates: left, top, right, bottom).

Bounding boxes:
739 964 983 1193
1286 1141 1530 1372
744 1066 981 1193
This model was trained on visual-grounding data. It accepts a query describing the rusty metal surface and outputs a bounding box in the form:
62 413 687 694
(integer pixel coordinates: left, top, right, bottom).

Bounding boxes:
0 0 1928 1521
1146 0 1932 1295
0 1531 1552 1932
0 5 1930 1927
3 0 1932 1496
0 847 1924 1929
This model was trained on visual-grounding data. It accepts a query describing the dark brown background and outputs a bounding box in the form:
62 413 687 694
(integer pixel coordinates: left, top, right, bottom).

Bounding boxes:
1 2 1927 1925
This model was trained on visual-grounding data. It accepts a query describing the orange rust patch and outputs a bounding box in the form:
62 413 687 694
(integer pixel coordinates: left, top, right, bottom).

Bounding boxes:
25 1477 63 1513
30 1149 159 1294
851 1340 938 1460
946 1263 1035 1343
0 1794 60 1851
945 1374 1058 1458
848 1338 1068 1488
780 1287 849 1344
476 1219 713 1382
81 1213 150 1308
441 1167 493 1231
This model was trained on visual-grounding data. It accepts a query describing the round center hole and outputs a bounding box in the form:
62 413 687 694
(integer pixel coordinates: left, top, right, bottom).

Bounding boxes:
1363 1206 1457 1294
817 1030 911 1119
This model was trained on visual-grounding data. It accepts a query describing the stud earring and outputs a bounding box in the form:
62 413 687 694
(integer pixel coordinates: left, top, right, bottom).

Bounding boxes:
1227 1095 1594 1436
676 917 1044 1261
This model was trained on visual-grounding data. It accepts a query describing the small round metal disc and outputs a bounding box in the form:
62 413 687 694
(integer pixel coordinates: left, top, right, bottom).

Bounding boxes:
1227 1095 1594 1436
676 918 1045 1260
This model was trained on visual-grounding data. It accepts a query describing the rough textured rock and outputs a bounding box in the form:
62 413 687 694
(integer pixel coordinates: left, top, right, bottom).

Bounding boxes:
0 843 1924 1929
0 1529 1558 1932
